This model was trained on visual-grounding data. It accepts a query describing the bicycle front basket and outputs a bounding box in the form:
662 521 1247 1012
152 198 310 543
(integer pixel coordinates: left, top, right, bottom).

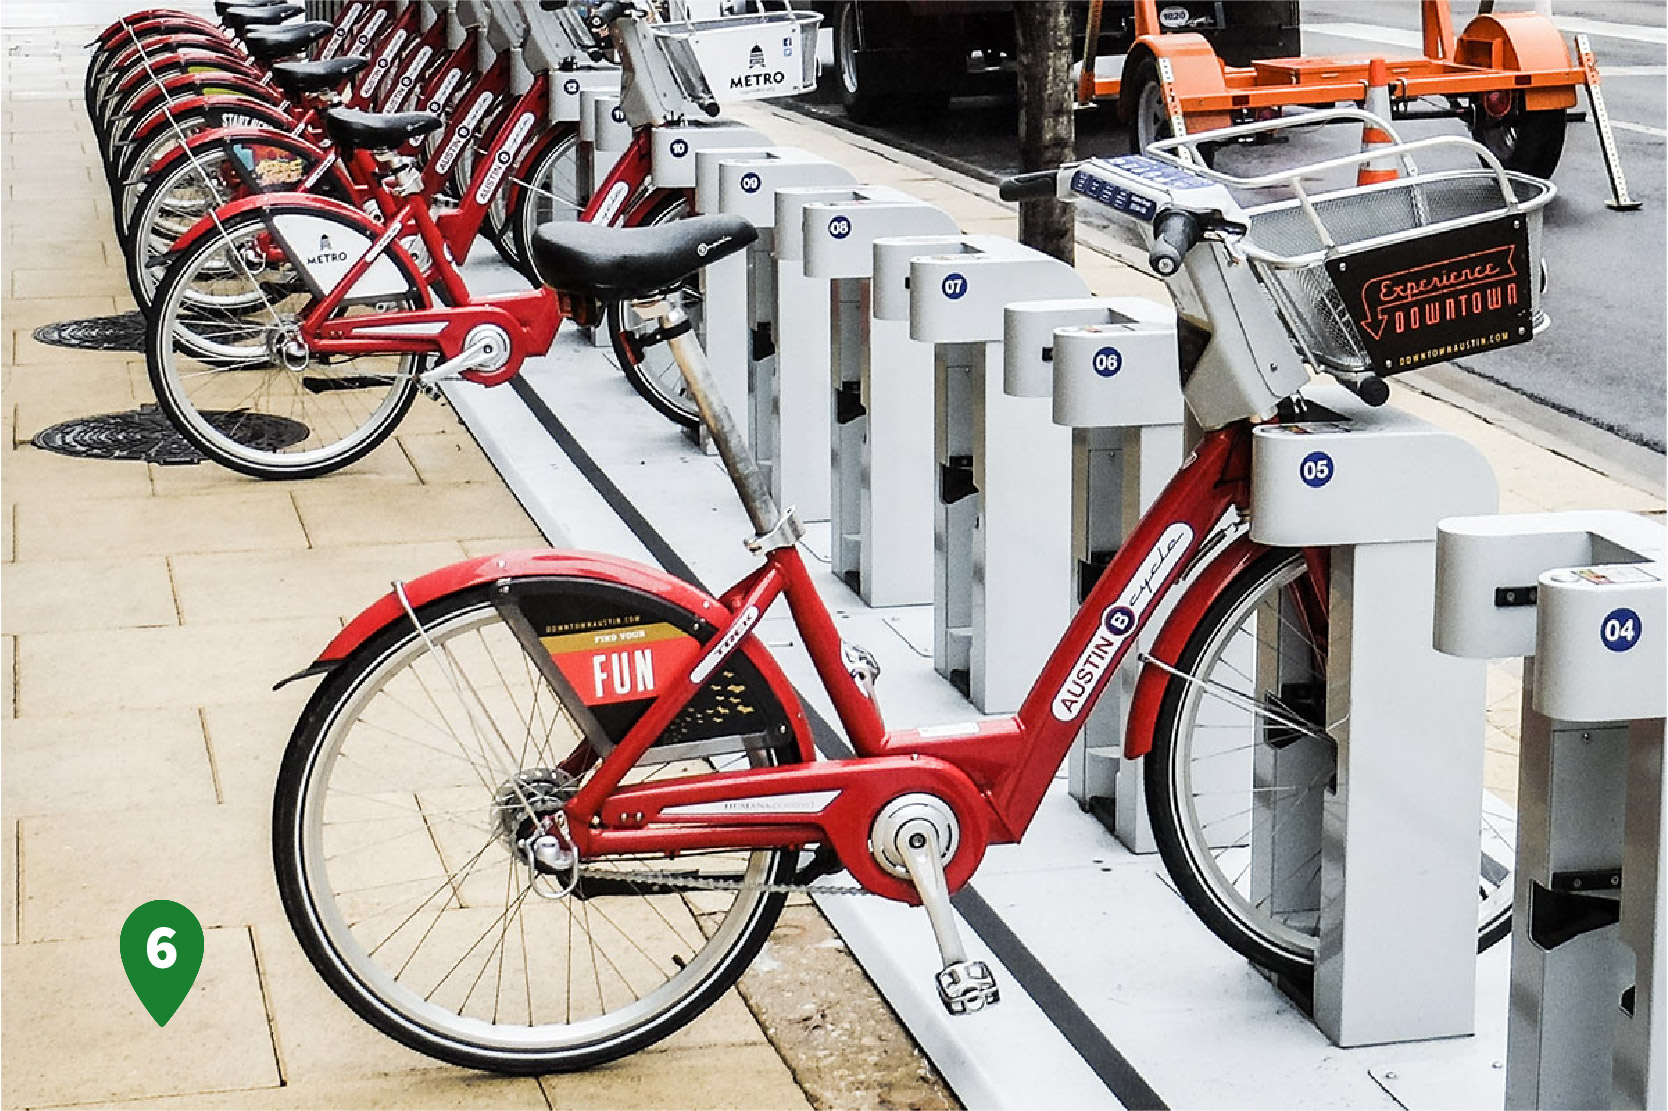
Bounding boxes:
1244 170 1555 376
647 11 821 106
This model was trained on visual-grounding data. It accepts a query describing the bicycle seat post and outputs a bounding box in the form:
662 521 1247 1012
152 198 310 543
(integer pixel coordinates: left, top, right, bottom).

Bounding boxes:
641 297 783 539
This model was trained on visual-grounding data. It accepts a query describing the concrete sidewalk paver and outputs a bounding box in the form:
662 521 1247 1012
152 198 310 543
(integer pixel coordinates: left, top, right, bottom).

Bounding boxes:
2 928 281 1108
0 11 822 1109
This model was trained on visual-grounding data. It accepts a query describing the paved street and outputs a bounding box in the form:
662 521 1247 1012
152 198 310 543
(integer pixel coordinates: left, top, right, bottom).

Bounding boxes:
787 0 1668 454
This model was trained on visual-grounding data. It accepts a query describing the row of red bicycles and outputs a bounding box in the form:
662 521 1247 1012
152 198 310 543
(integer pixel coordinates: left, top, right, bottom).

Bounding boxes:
91 0 724 479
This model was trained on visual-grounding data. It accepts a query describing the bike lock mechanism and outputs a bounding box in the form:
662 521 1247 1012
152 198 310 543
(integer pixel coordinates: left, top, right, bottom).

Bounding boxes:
869 794 999 1015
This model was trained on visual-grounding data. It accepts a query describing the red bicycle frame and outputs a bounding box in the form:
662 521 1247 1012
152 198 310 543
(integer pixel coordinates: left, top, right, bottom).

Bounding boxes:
313 419 1310 906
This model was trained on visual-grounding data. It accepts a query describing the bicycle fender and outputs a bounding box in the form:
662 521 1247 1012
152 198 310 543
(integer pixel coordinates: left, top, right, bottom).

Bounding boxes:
126 95 294 150
167 193 418 290
98 12 219 44
143 128 341 196
296 549 817 763
1123 535 1270 760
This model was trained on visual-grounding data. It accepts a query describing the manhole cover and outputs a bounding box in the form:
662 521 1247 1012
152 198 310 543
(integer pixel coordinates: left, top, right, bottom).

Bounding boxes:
31 406 310 465
32 311 148 352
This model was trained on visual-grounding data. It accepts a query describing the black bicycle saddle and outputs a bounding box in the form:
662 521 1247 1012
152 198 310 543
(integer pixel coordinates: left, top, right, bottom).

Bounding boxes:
530 214 758 301
324 107 444 152
242 21 333 62
271 56 370 98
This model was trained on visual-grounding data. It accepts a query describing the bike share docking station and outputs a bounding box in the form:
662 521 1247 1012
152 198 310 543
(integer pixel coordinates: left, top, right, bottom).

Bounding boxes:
1437 512 1666 1109
879 235 1090 713
1004 297 1185 852
795 188 959 603
694 147 855 478
1248 383 1501 1046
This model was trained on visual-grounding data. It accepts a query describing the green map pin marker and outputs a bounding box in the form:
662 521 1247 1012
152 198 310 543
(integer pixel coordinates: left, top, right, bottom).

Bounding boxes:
120 900 203 1027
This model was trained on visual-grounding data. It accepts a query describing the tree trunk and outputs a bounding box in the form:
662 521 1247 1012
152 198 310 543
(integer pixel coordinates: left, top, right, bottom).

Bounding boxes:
1013 0 1075 265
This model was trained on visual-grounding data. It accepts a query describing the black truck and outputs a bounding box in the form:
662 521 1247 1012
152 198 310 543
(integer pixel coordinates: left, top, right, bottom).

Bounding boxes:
806 0 1301 122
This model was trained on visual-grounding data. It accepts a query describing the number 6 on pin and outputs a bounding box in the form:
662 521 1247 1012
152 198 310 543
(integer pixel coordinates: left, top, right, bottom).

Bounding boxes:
120 900 204 1027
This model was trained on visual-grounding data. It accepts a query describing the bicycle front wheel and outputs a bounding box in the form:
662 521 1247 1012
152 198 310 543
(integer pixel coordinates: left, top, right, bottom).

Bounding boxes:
606 193 703 429
1145 548 1514 984
146 207 421 479
274 579 801 1073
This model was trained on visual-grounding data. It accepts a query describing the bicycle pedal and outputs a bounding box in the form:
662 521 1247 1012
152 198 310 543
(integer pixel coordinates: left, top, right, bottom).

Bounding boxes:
935 960 999 1015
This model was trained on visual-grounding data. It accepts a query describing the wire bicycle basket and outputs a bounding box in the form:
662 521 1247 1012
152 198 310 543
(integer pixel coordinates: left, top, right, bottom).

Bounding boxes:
645 10 821 107
1151 112 1557 377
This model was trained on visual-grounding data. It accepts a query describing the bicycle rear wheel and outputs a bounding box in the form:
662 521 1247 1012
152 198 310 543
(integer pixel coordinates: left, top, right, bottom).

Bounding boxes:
1145 548 1513 984
146 207 421 479
274 578 802 1073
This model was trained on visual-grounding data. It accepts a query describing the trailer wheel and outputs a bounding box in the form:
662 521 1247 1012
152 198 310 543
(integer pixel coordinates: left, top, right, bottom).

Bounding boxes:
1125 58 1171 154
1125 58 1216 167
1468 93 1567 178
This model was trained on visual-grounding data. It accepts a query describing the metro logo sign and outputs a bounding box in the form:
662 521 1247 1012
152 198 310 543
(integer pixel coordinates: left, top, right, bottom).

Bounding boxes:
543 622 702 706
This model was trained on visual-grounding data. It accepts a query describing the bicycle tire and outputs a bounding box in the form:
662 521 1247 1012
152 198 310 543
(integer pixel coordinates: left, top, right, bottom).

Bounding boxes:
274 579 801 1073
123 144 240 309
507 128 581 286
1145 547 1513 985
146 206 421 479
606 193 703 430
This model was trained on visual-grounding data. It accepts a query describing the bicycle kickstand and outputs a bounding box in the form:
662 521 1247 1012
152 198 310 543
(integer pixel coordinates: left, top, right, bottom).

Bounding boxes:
893 816 1000 1015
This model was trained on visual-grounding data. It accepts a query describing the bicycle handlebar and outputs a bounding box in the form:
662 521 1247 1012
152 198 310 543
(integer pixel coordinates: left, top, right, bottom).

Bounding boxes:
1149 209 1202 277
998 170 1058 202
587 1 631 29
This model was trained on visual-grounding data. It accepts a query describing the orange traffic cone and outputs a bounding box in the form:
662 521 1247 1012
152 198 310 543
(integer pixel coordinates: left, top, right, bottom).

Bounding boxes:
1358 58 1398 186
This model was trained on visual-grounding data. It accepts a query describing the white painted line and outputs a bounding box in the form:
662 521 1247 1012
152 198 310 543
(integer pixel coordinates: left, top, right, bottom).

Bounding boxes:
1608 118 1668 138
1553 15 1668 46
1309 16 1668 49
1303 22 1423 51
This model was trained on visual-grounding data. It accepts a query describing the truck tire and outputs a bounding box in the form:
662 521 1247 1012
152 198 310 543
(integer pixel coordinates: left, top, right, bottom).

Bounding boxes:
835 1 951 124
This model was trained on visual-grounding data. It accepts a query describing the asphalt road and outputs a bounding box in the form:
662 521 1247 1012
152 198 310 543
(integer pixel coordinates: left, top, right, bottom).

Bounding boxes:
786 1 1666 454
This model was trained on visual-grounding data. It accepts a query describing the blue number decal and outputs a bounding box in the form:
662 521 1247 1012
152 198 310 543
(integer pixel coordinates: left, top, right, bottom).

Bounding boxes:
941 272 968 300
828 215 852 240
740 171 761 193
1601 607 1641 652
1300 451 1334 489
1092 346 1122 377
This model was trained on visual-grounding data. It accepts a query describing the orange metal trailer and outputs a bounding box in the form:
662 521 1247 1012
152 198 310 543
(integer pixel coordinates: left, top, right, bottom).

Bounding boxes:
1078 0 1627 191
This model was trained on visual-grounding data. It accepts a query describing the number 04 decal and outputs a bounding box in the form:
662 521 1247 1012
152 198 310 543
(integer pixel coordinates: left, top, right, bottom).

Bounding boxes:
1601 606 1641 652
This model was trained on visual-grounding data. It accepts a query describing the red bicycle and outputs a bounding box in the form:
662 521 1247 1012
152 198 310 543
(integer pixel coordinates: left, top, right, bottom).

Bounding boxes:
270 114 1537 1073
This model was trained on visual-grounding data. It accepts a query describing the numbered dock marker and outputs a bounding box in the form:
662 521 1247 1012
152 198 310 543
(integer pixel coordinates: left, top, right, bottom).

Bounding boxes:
120 900 203 1027
669 137 689 158
740 171 761 193
1601 607 1641 652
1092 346 1122 377
941 272 967 299
1300 450 1334 489
828 215 852 240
